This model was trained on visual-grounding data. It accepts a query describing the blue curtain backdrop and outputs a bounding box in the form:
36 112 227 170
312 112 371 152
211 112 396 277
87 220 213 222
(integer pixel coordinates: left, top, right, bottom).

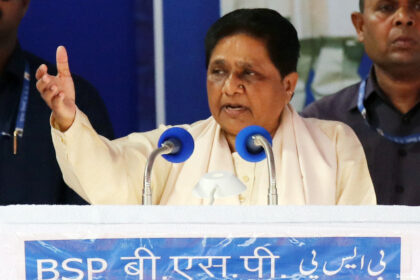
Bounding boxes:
18 1 369 137
163 0 219 126
135 0 156 132
19 0 137 137
19 0 219 137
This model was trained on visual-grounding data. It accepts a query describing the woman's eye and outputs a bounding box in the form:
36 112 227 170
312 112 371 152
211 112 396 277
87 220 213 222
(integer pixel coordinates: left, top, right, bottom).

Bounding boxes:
244 70 255 76
211 69 225 75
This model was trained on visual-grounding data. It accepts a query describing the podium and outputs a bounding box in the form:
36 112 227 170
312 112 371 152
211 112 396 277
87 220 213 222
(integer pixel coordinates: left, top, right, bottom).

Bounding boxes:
1 205 418 279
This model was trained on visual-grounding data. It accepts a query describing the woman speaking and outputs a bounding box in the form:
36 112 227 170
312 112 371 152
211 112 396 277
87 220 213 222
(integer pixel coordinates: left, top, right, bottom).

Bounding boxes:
36 9 375 205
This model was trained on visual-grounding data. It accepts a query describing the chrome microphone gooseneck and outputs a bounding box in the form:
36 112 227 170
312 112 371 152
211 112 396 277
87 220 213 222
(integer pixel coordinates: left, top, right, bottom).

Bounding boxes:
236 125 277 206
142 141 176 205
252 135 278 205
142 127 195 205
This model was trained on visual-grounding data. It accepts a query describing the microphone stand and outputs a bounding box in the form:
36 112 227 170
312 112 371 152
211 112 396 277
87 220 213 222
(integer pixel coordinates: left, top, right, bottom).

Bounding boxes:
142 141 175 205
252 135 278 205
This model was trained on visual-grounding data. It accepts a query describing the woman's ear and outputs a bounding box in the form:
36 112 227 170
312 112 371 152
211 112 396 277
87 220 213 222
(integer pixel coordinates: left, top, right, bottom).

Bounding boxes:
282 72 299 101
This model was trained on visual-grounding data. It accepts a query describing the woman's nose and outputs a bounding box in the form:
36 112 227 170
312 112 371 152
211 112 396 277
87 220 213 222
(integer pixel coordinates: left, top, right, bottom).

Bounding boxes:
222 74 245 96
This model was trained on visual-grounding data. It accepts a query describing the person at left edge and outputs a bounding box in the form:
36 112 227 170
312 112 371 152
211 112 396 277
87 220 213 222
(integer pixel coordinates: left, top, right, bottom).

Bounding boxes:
0 0 114 204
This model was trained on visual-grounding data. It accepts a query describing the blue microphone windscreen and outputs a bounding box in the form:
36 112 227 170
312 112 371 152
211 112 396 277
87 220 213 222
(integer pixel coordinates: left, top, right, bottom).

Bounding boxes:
158 127 194 163
235 125 272 162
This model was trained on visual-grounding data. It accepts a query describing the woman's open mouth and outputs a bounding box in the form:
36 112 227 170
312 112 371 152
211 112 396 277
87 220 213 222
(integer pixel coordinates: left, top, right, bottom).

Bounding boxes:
222 104 248 117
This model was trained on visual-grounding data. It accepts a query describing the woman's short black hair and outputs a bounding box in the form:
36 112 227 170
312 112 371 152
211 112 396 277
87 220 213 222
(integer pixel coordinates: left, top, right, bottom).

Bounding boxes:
205 8 300 77
359 0 364 12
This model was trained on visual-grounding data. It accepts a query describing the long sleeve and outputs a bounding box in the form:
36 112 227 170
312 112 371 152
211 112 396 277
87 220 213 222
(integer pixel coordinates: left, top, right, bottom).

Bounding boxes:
51 108 171 204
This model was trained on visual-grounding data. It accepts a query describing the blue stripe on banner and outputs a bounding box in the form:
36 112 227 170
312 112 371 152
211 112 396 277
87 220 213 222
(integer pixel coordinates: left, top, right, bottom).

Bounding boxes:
163 0 220 126
25 237 400 279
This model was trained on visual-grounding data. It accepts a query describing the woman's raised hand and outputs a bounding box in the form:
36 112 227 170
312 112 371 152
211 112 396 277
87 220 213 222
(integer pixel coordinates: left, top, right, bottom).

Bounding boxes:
36 46 76 132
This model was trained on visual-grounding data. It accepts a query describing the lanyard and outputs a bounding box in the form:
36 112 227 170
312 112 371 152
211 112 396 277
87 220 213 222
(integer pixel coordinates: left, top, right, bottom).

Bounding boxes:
7 61 30 155
357 79 420 144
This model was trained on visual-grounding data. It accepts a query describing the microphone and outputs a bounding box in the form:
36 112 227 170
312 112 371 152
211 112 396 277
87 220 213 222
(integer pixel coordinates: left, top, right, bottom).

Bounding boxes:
142 127 194 205
235 125 278 205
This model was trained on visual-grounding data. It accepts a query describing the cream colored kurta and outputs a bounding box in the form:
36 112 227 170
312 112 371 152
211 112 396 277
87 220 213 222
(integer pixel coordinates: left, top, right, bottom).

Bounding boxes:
52 105 376 205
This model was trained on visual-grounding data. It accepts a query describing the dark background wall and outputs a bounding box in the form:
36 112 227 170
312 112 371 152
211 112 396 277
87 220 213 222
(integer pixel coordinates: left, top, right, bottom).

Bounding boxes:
18 0 220 138
19 0 138 137
163 0 219 126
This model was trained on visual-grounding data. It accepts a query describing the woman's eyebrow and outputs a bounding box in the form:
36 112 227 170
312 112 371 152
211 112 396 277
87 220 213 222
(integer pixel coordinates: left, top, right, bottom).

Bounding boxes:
235 61 259 70
209 59 225 67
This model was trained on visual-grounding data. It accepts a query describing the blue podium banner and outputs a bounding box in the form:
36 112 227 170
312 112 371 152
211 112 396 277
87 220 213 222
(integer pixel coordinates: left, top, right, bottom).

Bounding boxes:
25 237 400 280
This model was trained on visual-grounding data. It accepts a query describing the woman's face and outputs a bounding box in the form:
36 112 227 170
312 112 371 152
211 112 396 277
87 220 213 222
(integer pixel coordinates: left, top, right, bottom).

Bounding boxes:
207 33 297 143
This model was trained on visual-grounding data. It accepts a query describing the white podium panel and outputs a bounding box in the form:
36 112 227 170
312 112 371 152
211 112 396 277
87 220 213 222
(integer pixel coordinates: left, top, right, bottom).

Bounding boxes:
1 205 418 279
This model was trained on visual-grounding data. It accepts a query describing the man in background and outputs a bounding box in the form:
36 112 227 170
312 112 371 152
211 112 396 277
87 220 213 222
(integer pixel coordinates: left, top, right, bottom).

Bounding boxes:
302 0 420 205
0 0 114 204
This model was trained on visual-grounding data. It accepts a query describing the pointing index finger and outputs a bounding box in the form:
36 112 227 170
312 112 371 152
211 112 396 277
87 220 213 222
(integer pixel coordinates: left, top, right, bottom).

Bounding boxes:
56 46 71 77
